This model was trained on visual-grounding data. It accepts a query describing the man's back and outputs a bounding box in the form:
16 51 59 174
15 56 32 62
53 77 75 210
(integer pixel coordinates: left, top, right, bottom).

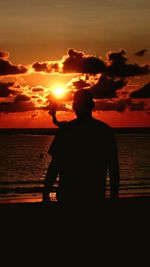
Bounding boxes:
50 117 117 204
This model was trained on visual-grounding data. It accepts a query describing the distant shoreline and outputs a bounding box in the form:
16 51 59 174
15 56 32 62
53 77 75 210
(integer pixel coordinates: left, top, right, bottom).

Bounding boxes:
0 127 150 135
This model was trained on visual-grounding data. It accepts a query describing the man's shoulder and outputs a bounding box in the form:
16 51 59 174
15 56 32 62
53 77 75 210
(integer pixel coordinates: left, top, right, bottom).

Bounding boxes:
58 119 78 130
54 119 77 136
92 118 113 132
55 118 114 136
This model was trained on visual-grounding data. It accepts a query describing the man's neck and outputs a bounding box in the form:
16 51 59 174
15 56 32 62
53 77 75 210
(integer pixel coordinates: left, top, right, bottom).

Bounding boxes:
76 113 93 121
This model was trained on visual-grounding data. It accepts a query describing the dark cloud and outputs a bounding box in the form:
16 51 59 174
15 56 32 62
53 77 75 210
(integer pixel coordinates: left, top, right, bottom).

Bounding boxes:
32 61 59 73
31 48 150 79
134 49 147 57
0 100 35 113
31 86 44 92
62 48 106 74
31 95 39 99
0 50 9 59
106 49 150 77
32 62 48 72
95 98 145 112
95 99 127 112
130 82 150 98
45 102 68 112
89 74 127 99
14 94 31 102
107 49 127 64
0 82 16 97
71 78 91 89
32 49 106 74
0 59 27 76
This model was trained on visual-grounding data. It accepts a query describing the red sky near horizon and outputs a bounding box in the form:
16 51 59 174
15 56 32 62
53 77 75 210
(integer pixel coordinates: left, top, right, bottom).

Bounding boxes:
0 0 150 128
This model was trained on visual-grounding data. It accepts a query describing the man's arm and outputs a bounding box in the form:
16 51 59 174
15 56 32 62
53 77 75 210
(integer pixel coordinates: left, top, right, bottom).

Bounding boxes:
109 134 120 199
42 156 59 204
48 109 67 128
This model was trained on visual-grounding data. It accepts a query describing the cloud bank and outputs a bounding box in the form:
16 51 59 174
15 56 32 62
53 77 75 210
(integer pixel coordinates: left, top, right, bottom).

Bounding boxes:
0 50 27 76
0 48 150 115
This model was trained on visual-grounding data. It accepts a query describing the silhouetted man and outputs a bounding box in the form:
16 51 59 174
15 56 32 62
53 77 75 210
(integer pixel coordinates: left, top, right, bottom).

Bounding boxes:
42 89 120 206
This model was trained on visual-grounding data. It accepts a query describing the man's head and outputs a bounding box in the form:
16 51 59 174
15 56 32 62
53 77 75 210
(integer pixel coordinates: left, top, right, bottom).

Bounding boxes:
73 89 95 117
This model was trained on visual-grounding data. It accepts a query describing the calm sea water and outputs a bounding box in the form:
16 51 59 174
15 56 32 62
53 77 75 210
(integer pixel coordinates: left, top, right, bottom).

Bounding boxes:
0 133 150 202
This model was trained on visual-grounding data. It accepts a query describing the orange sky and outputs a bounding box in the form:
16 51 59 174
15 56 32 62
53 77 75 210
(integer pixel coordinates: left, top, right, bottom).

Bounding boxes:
0 0 150 128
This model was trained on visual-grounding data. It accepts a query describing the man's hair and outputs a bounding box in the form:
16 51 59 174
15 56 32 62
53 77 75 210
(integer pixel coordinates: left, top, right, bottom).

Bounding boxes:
73 89 94 114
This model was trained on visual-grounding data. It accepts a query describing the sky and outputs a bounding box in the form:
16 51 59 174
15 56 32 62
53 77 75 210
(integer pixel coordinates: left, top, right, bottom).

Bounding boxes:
0 0 150 128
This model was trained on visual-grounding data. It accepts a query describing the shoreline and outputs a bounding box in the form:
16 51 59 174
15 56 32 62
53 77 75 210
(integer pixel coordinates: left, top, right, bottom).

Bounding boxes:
0 127 150 136
0 194 150 207
1 192 150 205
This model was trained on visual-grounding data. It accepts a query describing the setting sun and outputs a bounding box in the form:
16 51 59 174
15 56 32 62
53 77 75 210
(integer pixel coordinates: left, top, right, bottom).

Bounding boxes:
53 87 66 98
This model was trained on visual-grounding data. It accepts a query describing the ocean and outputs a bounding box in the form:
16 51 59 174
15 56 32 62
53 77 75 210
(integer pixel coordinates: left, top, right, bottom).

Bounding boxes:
0 130 150 203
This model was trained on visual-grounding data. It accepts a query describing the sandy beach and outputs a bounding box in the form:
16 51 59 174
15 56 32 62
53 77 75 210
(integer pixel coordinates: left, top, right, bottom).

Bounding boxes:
1 196 150 244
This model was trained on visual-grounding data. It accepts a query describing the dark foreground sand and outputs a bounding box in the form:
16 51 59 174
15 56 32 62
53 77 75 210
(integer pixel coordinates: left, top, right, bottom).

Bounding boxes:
1 196 150 255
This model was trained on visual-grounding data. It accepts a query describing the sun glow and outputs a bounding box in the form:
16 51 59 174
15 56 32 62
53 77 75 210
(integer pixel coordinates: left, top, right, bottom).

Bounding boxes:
53 87 66 98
